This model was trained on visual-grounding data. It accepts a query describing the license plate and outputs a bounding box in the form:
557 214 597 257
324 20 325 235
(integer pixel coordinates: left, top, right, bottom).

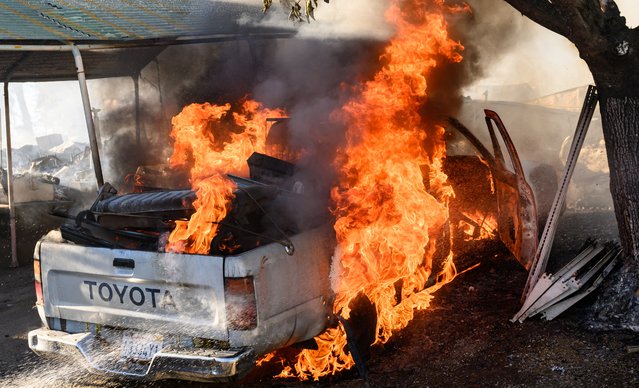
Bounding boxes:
120 332 163 361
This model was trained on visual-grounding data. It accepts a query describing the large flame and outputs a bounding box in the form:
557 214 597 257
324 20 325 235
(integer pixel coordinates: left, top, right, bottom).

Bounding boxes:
276 0 465 380
458 211 498 241
166 0 468 379
166 100 284 254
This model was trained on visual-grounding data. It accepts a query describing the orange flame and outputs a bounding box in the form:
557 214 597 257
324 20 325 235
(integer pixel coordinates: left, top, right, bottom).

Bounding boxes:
166 0 469 379
282 0 465 380
458 211 498 241
166 100 285 254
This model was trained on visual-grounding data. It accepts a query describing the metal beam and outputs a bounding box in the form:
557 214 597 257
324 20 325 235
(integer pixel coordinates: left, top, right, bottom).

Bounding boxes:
521 85 599 301
91 108 101 146
71 45 103 188
133 73 141 147
4 82 17 267
0 32 295 52
2 53 30 268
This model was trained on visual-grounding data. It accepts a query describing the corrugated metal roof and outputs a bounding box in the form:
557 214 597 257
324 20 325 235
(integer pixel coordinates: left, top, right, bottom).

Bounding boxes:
0 1 286 43
0 1 294 82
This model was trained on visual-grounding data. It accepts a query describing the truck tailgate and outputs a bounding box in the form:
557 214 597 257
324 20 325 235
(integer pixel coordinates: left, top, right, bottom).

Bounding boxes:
39 241 227 339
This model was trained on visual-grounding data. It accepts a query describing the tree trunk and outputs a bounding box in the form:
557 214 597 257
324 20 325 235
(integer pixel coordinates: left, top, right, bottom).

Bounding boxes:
599 94 639 263
587 88 639 327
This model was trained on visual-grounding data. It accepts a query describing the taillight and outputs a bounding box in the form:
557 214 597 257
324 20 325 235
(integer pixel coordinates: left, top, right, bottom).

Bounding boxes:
33 258 43 305
224 277 257 330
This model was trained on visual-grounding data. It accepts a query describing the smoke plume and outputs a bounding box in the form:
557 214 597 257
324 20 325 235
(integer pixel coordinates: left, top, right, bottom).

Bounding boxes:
94 0 583 202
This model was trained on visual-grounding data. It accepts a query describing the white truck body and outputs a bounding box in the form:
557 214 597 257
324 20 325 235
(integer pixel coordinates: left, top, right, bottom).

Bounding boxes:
29 226 334 382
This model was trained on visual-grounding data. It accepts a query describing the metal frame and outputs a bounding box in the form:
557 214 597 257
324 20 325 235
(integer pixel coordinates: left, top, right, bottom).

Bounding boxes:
133 73 142 147
521 85 599 300
0 33 293 52
0 33 294 267
71 45 104 188
2 44 104 267
3 53 31 267
4 83 17 267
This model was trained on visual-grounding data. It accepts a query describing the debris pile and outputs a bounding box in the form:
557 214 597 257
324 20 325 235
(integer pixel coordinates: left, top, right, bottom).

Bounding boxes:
513 240 621 321
512 85 622 322
0 141 93 205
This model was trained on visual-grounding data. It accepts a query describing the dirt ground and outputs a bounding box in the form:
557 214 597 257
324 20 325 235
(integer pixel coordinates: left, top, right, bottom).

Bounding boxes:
0 204 67 267
0 210 638 387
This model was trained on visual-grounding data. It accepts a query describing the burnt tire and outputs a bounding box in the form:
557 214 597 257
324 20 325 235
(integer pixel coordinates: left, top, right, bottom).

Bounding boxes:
345 292 377 361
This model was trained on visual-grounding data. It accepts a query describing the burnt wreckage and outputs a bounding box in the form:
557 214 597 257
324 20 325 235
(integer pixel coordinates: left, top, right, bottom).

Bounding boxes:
62 152 326 255
30 110 583 382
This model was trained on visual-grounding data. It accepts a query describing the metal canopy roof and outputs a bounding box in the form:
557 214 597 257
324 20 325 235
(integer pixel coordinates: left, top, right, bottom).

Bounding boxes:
0 0 294 81
0 2 296 266
0 47 165 81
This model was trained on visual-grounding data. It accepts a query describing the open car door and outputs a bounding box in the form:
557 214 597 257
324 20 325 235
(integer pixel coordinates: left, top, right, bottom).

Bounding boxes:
446 110 538 269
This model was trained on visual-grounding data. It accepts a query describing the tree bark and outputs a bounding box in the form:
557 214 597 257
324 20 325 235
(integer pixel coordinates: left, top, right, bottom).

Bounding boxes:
599 94 639 263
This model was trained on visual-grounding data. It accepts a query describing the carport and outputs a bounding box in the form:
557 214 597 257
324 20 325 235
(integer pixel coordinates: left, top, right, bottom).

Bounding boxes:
0 1 293 266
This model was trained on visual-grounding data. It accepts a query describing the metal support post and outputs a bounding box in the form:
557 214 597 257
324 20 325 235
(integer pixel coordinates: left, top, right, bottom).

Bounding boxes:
4 82 17 267
91 108 102 146
134 73 141 147
521 85 599 301
71 45 104 189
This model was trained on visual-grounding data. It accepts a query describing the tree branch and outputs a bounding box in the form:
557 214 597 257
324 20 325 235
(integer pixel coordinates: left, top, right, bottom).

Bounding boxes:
501 0 570 38
551 1 608 52
503 0 632 63
552 1 628 50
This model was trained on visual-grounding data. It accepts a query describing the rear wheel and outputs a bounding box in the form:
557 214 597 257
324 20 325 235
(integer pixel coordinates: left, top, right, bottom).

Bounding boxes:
344 293 377 360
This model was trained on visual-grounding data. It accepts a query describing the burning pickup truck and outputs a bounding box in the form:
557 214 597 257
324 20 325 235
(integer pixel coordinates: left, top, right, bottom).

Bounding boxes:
27 109 537 382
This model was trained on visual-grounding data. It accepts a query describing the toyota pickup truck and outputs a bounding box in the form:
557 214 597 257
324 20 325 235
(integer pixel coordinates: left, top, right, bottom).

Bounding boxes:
27 111 539 382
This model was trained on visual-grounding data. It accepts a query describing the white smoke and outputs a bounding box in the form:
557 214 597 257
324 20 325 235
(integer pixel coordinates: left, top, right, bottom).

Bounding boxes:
466 1 639 98
229 0 393 40
459 1 639 212
617 0 639 27
296 0 392 40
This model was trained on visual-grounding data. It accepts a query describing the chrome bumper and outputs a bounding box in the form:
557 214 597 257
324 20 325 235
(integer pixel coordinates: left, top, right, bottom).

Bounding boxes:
28 328 254 382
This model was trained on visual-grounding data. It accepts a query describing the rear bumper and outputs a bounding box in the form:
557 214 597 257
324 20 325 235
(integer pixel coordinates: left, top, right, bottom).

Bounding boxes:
27 328 254 382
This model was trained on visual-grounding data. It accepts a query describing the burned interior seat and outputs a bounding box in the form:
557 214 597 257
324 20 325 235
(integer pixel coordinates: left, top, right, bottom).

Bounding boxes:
93 189 195 215
60 153 329 254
